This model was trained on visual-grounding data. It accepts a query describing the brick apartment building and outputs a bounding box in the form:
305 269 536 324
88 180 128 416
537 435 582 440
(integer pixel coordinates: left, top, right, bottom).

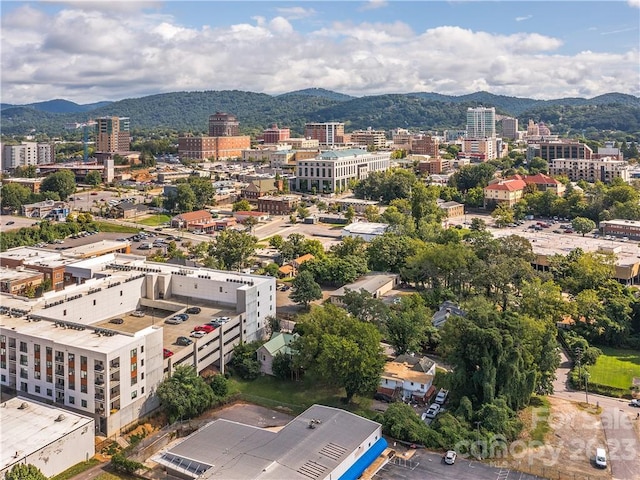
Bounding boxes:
263 124 290 144
257 196 298 215
178 135 251 160
411 135 440 157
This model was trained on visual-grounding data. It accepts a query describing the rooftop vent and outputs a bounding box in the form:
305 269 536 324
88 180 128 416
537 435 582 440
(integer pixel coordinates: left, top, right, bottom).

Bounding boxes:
55 414 66 422
18 402 29 410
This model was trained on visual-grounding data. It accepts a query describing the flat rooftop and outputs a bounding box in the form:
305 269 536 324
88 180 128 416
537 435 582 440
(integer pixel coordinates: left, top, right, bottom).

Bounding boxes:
62 240 130 258
0 266 43 281
157 404 381 480
331 273 398 297
342 222 388 235
0 247 62 263
0 397 94 472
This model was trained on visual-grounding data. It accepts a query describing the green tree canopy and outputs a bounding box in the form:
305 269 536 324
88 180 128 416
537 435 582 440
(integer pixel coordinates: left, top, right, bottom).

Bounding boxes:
232 199 252 212
209 229 257 271
156 365 215 422
292 304 385 403
85 170 102 186
5 464 47 480
290 270 322 307
1 183 31 211
41 170 76 200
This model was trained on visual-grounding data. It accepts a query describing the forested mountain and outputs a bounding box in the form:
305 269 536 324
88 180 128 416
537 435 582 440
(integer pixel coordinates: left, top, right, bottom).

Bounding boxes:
0 99 112 114
1 89 638 137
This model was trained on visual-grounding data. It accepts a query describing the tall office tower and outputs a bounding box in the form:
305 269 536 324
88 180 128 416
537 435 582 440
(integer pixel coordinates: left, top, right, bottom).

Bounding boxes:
304 122 346 146
95 117 130 152
209 112 240 137
501 117 518 139
466 107 496 138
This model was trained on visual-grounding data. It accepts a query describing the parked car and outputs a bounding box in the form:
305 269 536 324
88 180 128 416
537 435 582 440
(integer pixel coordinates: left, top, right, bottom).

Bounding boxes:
155 227 163 231
190 331 206 338
175 313 189 321
435 388 449 405
443 450 457 465
629 399 640 407
163 348 174 358
176 336 193 346
164 317 182 325
6 221 15 225
194 324 214 333
131 310 145 317
424 403 441 419
109 318 124 324
186 307 201 314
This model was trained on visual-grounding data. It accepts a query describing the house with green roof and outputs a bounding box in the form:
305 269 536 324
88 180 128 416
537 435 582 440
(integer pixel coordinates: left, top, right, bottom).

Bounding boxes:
257 332 298 376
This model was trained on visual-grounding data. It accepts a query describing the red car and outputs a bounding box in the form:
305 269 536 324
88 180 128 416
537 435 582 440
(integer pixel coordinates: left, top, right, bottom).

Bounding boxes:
194 325 215 333
163 348 174 358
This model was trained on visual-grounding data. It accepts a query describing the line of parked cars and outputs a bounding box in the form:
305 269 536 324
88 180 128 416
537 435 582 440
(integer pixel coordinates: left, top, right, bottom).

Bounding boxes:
165 313 190 325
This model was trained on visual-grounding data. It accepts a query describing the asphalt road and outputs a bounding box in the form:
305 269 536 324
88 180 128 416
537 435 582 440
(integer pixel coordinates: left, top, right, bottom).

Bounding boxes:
552 349 640 480
376 450 544 480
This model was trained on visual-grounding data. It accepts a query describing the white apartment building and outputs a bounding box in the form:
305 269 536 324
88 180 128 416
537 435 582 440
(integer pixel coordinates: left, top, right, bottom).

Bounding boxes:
0 251 276 436
295 149 391 193
349 129 388 149
1 142 54 171
462 137 497 161
548 157 630 183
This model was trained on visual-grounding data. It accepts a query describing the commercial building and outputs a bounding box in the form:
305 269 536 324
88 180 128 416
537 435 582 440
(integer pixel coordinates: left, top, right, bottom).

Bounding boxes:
95 117 130 153
283 138 320 149
548 157 629 183
2 142 54 171
501 117 519 139
0 267 44 296
466 107 496 138
304 122 346 146
171 210 212 229
154 404 387 480
484 177 527 208
262 124 290 144
178 135 251 161
241 178 282 200
331 198 379 214
601 220 640 240
257 195 298 215
330 273 399 305
0 397 94 479
462 137 497 161
530 139 593 162
1 177 42 193
296 149 391 193
410 135 440 157
350 129 387 149
208 112 240 137
341 222 389 242
21 200 70 220
0 252 277 436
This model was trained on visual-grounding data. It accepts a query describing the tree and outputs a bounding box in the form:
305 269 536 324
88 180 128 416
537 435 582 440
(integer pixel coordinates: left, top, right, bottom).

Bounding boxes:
229 341 262 380
363 205 380 222
491 204 515 227
1 183 31 211
528 156 548 174
210 229 257 270
5 464 47 480
188 176 215 209
40 170 76 200
470 218 487 231
290 270 322 308
243 216 258 234
85 170 102 186
272 351 295 380
386 295 431 355
297 205 310 219
209 374 229 397
571 216 596 236
156 365 215 422
111 454 145 474
292 304 385 403
174 183 196 213
342 288 390 327
344 205 355 224
269 234 284 249
233 199 252 212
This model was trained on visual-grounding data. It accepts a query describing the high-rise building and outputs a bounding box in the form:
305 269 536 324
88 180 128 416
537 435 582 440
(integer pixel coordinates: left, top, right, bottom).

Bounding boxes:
466 107 496 138
411 135 440 157
501 117 519 139
209 112 240 137
2 142 54 170
95 117 130 153
304 122 346 146
350 129 387 149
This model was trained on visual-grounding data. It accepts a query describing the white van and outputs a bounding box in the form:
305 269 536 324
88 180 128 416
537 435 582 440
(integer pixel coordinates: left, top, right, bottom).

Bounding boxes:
595 448 607 468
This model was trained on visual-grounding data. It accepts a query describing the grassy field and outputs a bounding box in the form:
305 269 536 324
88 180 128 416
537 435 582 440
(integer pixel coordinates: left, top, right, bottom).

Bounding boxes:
228 374 373 416
94 222 140 234
137 214 171 226
587 347 640 390
50 459 100 480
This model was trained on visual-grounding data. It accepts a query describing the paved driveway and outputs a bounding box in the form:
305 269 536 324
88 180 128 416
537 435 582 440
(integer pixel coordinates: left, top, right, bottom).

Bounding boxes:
553 349 640 480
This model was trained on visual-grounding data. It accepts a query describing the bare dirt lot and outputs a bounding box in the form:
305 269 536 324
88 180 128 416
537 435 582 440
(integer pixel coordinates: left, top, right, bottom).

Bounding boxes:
498 397 611 480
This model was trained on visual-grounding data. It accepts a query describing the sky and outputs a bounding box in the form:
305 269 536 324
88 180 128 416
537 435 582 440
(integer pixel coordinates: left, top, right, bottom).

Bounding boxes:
1 1 639 105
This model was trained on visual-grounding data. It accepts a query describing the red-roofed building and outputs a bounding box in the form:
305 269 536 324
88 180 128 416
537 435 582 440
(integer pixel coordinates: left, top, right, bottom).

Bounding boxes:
171 210 212 228
484 177 527 208
520 173 566 196
233 211 270 223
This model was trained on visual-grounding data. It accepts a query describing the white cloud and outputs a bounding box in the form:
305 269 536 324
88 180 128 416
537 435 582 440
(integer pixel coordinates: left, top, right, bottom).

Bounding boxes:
275 6 316 20
360 0 388 11
1 6 638 104
628 0 640 8
515 15 532 22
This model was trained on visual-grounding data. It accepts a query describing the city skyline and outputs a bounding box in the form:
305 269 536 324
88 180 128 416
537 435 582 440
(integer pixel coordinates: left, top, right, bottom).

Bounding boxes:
1 1 639 105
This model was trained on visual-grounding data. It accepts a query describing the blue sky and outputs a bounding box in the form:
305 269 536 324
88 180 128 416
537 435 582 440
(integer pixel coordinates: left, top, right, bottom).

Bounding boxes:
1 1 638 103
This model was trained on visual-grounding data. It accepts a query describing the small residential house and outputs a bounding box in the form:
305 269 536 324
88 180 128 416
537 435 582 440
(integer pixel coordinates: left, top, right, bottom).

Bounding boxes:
257 332 298 376
278 253 315 278
108 201 149 219
432 301 466 329
378 354 436 404
170 210 212 229
330 273 399 305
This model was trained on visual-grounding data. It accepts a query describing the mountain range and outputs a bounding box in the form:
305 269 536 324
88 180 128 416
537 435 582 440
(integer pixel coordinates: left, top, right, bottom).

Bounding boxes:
1 88 639 137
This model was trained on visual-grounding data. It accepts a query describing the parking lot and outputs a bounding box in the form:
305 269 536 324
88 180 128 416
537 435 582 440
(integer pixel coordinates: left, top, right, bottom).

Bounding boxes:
376 449 544 480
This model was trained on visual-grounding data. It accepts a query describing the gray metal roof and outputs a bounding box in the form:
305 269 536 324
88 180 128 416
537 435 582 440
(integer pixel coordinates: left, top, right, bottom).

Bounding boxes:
158 405 381 480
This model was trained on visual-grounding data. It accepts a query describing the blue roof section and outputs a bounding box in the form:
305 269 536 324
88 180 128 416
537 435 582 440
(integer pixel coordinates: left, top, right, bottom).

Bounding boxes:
338 437 388 480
